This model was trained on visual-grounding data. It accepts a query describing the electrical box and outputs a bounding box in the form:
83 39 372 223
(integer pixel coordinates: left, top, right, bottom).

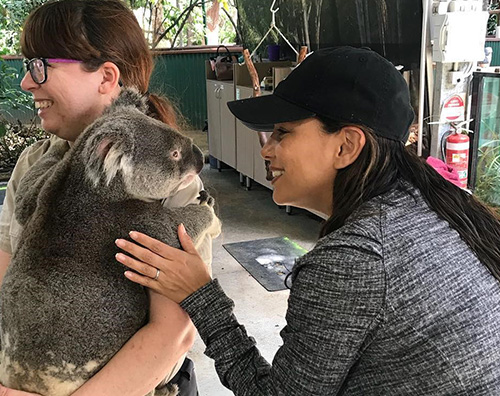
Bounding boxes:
430 1 489 63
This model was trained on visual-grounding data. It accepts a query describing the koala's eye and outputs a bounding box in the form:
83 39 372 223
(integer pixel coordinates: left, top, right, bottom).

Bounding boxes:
171 150 181 160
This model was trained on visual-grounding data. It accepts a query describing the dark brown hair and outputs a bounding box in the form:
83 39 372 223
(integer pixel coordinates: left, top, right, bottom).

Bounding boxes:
21 0 180 128
317 116 500 282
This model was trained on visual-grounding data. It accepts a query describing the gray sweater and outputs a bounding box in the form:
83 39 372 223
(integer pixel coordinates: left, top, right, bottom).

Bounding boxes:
181 186 500 395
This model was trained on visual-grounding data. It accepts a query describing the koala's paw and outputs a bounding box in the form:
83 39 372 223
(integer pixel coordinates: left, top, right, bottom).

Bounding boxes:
197 190 215 207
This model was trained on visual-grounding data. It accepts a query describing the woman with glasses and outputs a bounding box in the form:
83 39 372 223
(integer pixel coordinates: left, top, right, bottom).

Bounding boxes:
116 47 500 395
0 0 211 395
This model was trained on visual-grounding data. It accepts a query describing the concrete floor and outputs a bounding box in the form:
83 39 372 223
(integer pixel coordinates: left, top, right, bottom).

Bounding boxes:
191 164 322 395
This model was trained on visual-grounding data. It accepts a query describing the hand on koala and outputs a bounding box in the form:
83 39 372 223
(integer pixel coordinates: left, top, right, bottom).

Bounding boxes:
116 224 212 303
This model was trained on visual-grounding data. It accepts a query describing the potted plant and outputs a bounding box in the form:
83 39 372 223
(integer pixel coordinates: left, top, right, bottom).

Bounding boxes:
487 2 498 36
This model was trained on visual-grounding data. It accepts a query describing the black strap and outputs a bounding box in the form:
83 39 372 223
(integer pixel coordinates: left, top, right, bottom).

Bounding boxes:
216 45 232 59
167 357 198 396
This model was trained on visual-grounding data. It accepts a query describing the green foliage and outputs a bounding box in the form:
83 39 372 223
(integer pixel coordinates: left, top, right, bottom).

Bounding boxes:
126 0 237 48
0 120 48 175
475 134 500 208
218 19 237 44
475 77 500 209
0 55 45 174
0 58 32 136
487 3 499 36
234 0 274 53
1 0 236 54
126 0 151 8
155 1 205 47
0 0 48 55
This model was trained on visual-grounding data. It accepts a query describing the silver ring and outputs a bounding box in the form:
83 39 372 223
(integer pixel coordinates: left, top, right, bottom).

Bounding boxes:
153 268 160 281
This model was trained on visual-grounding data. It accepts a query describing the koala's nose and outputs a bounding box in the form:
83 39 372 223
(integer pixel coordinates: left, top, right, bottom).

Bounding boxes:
192 144 204 173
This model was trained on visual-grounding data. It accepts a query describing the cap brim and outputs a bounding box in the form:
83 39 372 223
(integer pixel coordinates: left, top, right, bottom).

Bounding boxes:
227 94 316 132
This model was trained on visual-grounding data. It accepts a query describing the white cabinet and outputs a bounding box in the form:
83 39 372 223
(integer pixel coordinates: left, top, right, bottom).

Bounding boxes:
253 131 272 189
205 60 292 189
235 86 272 190
206 80 222 161
206 80 236 168
235 101 254 178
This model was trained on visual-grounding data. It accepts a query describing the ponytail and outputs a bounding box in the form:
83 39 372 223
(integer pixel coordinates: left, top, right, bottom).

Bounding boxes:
147 93 183 130
317 116 500 283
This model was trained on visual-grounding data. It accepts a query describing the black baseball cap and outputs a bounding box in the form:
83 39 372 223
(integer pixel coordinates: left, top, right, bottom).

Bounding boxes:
227 46 415 143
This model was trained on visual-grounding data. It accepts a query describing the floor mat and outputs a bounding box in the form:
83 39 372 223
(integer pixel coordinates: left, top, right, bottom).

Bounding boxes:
223 237 309 291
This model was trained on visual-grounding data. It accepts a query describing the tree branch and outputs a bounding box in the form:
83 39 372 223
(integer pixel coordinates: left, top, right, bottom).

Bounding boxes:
152 0 206 49
315 0 323 50
301 0 311 51
170 1 199 48
221 5 242 44
153 5 184 39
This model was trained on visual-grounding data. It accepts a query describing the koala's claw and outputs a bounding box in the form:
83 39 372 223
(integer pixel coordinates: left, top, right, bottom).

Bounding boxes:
197 190 215 207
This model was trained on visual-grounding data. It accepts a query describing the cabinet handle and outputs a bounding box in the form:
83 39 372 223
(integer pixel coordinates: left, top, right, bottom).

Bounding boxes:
215 86 221 99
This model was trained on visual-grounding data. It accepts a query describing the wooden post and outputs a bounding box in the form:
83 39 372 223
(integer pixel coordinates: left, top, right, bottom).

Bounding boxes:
243 49 270 174
243 49 261 98
297 46 308 64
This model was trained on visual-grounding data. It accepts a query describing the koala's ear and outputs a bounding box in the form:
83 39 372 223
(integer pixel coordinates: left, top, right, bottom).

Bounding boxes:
83 133 134 187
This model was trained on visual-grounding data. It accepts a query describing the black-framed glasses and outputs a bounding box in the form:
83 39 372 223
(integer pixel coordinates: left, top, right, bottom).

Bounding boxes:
23 58 82 85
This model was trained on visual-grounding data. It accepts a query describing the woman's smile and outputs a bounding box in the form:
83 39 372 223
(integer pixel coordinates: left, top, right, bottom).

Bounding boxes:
270 168 285 184
34 99 53 109
34 99 54 117
261 119 338 215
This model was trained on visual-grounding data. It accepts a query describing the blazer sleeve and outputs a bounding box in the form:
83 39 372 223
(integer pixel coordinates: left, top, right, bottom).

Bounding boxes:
181 231 386 395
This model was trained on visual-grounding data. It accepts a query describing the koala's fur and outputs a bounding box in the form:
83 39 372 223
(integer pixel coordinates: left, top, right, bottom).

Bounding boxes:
0 88 220 396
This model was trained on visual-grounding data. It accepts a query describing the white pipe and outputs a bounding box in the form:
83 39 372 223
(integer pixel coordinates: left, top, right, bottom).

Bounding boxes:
418 0 431 157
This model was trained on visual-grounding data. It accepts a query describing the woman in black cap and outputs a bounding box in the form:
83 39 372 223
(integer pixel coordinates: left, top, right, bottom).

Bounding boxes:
116 46 500 395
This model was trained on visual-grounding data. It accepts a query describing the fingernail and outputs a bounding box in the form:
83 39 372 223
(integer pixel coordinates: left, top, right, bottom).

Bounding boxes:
116 253 125 261
115 239 125 247
129 231 138 239
180 223 186 234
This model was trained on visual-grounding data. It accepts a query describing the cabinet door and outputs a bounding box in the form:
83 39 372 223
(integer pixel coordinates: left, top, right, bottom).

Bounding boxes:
235 86 254 176
236 120 255 177
219 82 236 168
206 81 222 160
253 131 273 189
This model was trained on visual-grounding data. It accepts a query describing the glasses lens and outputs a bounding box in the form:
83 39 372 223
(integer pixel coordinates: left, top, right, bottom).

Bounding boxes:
32 58 45 84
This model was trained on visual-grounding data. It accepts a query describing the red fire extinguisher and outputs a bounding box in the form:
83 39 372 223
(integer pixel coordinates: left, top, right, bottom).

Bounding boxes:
445 131 469 189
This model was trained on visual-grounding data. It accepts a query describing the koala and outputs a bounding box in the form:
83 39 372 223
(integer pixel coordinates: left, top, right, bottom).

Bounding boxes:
0 88 220 396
